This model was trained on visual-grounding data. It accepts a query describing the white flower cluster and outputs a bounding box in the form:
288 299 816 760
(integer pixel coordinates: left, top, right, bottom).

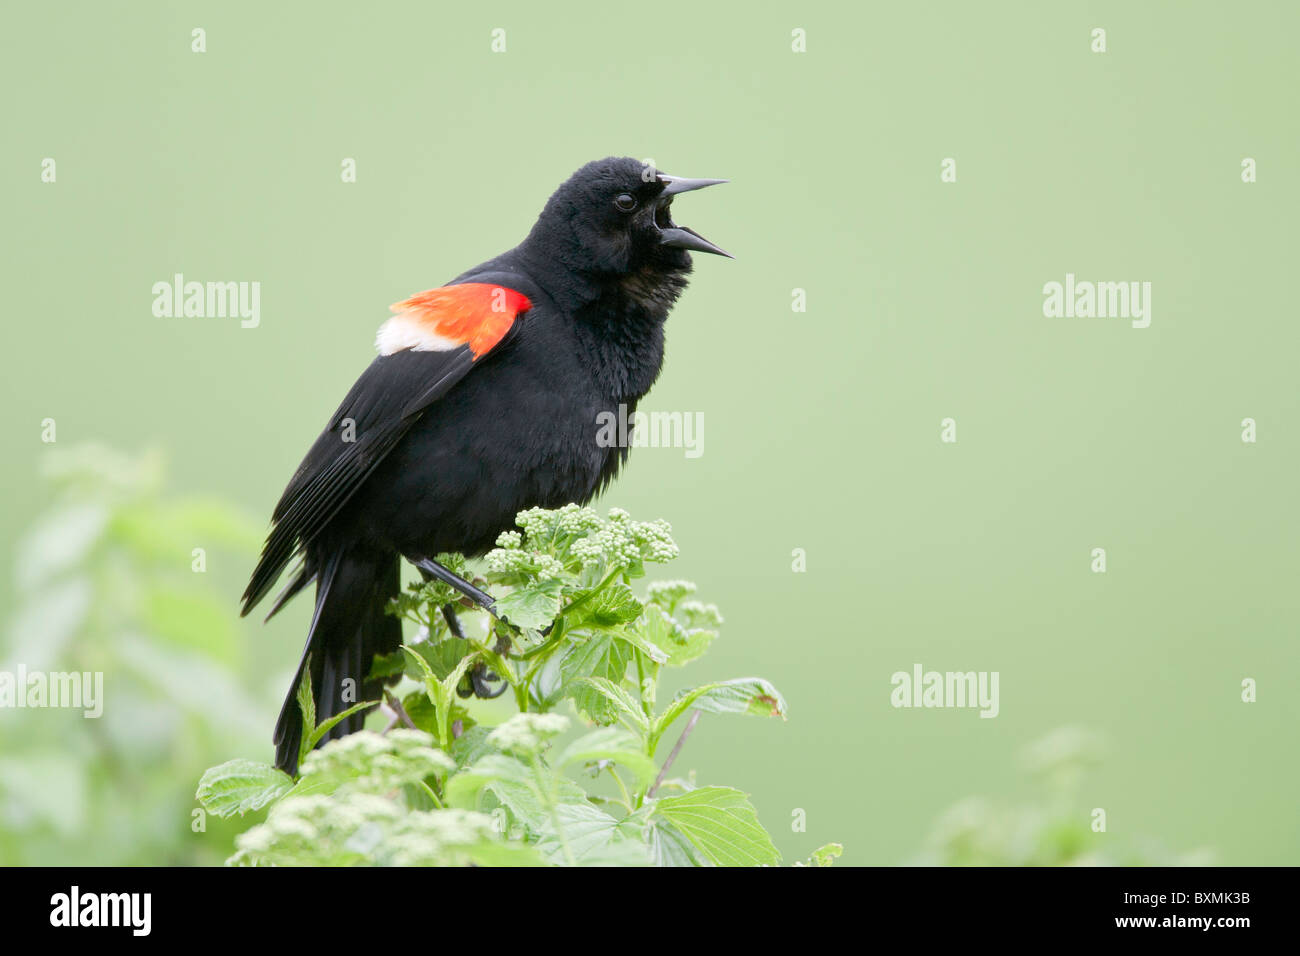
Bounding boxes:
483 542 565 578
235 793 502 867
484 505 680 576
382 808 504 867
494 530 522 549
513 503 602 545
298 729 454 795
646 579 697 611
567 509 678 569
486 712 570 757
679 600 724 630
236 792 400 858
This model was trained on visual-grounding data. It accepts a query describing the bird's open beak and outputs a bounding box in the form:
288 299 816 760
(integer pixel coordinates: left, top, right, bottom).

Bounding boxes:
655 175 732 258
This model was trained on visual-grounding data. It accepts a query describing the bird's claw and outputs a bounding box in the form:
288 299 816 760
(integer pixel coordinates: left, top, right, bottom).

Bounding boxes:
458 661 509 699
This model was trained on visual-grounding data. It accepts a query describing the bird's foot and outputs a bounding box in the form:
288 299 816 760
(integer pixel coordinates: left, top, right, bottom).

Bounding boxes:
442 604 513 700
414 557 497 612
466 662 510 699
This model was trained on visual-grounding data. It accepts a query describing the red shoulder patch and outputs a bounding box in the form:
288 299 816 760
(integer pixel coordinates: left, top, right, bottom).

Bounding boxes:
378 283 532 358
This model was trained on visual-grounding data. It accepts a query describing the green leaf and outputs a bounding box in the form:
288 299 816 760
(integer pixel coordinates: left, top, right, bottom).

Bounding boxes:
400 690 476 744
453 838 550 868
450 725 494 767
444 754 535 809
559 633 634 722
399 691 440 735
402 642 440 688
494 577 564 630
295 670 316 768
639 604 715 668
645 816 710 867
653 678 787 750
808 843 844 867
662 628 715 668
281 774 337 801
538 802 651 866
367 650 407 681
617 624 668 665
485 776 587 837
484 778 549 834
685 677 787 718
574 677 649 734
404 637 473 681
403 643 480 748
555 727 656 784
565 583 643 629
306 699 380 751
651 786 780 867
439 652 480 707
196 759 293 817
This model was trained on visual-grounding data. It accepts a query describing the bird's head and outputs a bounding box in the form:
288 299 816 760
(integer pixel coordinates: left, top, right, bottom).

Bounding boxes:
522 157 730 284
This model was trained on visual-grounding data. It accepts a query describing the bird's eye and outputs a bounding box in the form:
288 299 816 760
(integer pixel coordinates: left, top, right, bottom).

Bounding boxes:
614 193 638 212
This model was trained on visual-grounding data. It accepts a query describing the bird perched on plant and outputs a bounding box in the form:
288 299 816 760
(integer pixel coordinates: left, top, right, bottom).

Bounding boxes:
240 156 729 774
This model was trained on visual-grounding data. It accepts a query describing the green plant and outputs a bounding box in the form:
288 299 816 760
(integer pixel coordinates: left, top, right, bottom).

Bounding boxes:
0 445 268 865
911 727 1213 866
198 504 838 866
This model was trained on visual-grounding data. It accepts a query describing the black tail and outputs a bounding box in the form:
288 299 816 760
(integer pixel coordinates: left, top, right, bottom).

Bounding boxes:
273 547 402 775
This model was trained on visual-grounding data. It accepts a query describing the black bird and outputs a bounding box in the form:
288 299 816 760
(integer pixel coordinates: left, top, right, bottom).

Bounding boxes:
240 157 729 773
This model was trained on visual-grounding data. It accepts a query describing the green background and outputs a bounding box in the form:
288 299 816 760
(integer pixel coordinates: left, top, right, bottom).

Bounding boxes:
3 0 1297 865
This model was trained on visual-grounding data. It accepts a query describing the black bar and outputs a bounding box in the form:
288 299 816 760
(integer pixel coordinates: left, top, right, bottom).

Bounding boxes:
3 866 1277 939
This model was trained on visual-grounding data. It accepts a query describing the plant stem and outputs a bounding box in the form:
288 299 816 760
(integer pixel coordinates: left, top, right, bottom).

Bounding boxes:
606 766 633 813
532 754 576 866
416 779 444 809
384 691 418 730
634 650 653 721
559 566 622 617
647 710 700 799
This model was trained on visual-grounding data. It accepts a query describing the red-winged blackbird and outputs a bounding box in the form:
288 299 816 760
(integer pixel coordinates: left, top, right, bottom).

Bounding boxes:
241 157 728 773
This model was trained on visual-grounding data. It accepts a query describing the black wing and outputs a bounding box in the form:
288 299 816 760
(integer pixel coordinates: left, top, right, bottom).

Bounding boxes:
240 346 476 617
